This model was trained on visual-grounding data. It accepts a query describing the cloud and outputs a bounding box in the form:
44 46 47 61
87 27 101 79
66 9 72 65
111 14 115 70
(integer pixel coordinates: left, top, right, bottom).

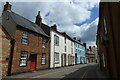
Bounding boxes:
1 1 99 47
79 17 99 42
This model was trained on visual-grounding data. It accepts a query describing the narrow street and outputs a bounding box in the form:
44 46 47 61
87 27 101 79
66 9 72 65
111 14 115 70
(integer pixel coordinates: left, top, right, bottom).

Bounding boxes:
3 63 108 80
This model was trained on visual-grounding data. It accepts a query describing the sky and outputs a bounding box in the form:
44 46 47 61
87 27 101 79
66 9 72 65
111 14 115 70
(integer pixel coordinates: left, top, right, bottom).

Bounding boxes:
0 0 100 48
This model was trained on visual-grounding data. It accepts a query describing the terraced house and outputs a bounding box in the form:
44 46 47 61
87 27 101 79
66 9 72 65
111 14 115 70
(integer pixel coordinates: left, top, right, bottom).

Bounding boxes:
74 38 86 64
61 32 75 66
2 2 50 76
41 22 76 68
1 2 87 76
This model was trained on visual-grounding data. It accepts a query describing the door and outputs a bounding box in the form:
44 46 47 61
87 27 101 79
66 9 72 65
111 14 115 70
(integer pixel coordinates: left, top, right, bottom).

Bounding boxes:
61 54 63 67
30 54 37 71
64 54 66 66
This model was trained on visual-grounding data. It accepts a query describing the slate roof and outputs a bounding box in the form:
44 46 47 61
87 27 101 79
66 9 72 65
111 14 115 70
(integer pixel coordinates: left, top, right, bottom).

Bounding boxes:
8 11 49 37
41 23 50 36
60 32 83 45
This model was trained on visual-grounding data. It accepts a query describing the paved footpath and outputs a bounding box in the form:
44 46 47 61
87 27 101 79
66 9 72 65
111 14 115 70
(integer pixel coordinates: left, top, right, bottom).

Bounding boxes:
2 63 109 80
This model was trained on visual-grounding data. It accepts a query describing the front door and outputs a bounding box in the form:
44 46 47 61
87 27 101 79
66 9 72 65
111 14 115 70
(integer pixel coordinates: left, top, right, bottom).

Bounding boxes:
64 54 66 66
30 54 37 71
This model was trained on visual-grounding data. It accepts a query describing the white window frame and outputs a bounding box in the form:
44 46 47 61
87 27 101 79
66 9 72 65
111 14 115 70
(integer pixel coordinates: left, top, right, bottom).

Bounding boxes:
41 53 46 65
42 38 46 48
65 38 66 44
54 52 59 63
71 48 73 54
65 46 67 52
22 31 29 45
54 35 59 46
19 51 28 67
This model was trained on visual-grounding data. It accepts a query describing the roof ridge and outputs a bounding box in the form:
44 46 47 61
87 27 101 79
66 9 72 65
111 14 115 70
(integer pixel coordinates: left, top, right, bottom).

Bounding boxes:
8 11 49 37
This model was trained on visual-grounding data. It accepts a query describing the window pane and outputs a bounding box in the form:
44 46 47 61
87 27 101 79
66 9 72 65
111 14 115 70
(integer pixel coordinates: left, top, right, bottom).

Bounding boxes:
41 53 46 64
54 35 59 46
42 38 46 48
20 51 27 66
22 32 28 44
54 52 59 63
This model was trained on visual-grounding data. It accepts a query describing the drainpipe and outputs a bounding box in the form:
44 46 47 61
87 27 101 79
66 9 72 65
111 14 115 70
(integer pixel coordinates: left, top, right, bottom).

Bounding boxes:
7 38 16 76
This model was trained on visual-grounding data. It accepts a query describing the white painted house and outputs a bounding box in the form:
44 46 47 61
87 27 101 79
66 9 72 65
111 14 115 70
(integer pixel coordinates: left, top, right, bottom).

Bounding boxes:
50 25 65 68
65 35 75 66
49 25 76 68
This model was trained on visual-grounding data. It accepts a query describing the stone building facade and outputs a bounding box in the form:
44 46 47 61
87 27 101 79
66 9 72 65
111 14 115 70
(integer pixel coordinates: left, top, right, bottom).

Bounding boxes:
0 19 11 76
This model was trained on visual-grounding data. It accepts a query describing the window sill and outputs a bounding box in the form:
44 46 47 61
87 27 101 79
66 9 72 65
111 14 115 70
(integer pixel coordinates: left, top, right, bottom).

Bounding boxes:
19 65 27 67
54 62 59 64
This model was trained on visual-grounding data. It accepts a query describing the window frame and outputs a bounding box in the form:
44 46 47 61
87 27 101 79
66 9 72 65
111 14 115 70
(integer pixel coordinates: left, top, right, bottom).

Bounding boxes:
65 46 67 52
42 37 46 48
54 52 59 64
65 38 66 44
41 53 46 65
54 35 59 46
19 51 28 67
103 16 107 34
22 31 29 45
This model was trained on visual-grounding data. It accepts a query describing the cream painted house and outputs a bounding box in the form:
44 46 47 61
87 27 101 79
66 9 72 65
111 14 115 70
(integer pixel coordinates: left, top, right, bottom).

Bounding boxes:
50 26 65 68
49 25 75 68
65 35 75 66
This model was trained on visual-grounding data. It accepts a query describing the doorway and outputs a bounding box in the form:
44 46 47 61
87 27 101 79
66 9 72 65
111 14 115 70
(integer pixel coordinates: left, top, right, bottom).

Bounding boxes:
30 54 37 71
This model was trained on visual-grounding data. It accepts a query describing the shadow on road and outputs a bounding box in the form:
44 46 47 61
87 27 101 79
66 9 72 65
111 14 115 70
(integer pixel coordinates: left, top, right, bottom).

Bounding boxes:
60 64 109 80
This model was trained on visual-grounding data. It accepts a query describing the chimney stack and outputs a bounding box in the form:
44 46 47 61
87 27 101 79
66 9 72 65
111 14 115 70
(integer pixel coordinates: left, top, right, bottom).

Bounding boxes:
35 11 42 26
78 39 81 42
73 37 76 40
89 46 92 51
3 2 12 11
51 24 57 31
83 43 86 49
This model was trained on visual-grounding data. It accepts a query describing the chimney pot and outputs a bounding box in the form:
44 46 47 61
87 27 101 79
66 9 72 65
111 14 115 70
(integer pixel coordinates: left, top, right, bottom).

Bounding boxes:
51 24 57 31
73 37 76 40
6 2 9 4
3 2 12 11
35 11 42 26
38 11 40 14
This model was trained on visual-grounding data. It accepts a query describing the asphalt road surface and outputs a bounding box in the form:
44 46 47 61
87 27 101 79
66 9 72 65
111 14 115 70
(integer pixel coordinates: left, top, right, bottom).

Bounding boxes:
3 63 108 80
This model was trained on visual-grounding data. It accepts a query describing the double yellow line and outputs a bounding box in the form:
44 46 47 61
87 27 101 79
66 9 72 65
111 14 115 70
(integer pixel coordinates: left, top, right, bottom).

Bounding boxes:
80 70 89 80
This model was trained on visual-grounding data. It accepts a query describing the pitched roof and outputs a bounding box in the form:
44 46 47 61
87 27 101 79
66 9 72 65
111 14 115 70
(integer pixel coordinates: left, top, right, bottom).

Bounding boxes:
41 23 50 36
8 11 49 37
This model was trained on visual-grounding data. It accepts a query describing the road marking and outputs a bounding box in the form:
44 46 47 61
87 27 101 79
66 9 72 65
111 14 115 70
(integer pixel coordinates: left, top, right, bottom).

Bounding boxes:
32 65 89 78
80 70 89 80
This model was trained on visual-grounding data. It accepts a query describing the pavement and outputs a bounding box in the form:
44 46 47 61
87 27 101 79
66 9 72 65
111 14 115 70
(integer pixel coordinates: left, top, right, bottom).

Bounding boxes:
2 63 109 80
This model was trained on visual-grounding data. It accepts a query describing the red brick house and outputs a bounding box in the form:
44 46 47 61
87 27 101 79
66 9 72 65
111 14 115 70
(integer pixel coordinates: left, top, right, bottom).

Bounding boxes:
2 2 50 76
86 46 96 63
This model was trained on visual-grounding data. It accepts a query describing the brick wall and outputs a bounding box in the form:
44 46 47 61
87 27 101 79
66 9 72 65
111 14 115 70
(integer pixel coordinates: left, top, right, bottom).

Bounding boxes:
11 26 49 74
97 2 120 78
